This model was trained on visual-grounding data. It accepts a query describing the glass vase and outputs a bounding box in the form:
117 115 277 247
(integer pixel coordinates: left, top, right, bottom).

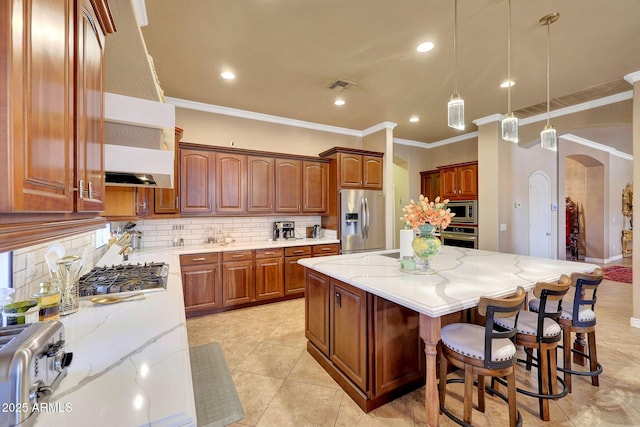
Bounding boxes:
412 224 441 273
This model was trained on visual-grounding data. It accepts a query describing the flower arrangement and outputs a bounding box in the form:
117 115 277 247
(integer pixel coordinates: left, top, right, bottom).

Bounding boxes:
400 195 455 230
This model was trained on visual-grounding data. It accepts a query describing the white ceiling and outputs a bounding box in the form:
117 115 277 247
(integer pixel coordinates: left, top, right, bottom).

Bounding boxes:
106 0 639 148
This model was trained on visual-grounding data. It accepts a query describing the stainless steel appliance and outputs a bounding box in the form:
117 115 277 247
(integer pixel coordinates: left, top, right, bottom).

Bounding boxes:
441 226 478 249
447 200 478 224
0 321 72 427
76 262 169 297
273 221 295 240
340 189 385 254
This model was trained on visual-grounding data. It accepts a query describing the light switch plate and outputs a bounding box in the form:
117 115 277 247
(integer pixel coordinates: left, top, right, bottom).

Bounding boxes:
500 224 507 232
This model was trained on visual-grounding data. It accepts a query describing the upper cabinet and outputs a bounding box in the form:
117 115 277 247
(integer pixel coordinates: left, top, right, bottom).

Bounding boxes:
438 161 478 200
247 156 274 213
180 148 215 214
215 152 247 213
319 147 384 190
274 158 302 213
302 161 328 213
420 170 441 201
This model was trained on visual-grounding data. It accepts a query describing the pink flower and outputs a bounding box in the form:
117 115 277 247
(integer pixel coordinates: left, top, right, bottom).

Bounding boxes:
399 195 455 230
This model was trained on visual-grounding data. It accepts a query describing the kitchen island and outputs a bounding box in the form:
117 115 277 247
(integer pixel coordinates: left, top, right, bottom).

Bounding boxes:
33 237 338 427
299 246 597 426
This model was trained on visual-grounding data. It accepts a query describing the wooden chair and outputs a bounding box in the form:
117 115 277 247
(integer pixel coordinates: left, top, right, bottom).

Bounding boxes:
529 268 603 393
439 286 526 427
495 276 571 421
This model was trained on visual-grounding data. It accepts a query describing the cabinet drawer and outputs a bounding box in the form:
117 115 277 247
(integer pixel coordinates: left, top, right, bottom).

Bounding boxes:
222 250 254 262
255 248 284 259
313 244 339 256
180 252 220 266
285 246 312 257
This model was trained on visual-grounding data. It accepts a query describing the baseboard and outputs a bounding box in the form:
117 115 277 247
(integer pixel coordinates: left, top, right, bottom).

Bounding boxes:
630 317 640 329
585 254 623 265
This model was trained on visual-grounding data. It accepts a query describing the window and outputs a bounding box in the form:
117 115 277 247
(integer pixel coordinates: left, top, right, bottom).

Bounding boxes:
0 252 12 288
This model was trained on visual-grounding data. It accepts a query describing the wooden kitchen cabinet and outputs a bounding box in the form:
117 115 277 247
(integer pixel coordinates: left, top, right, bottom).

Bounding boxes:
302 161 328 213
363 155 383 189
180 253 222 317
153 128 182 215
222 251 255 307
439 161 478 200
275 158 302 213
102 187 149 218
255 248 284 300
0 0 113 214
312 243 339 256
420 169 441 201
304 270 425 412
180 148 215 214
247 156 275 213
338 152 363 188
216 152 247 213
284 246 312 295
330 279 368 391
319 148 383 190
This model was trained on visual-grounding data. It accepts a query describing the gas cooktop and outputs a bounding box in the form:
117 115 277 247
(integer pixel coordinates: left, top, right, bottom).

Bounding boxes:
77 262 169 297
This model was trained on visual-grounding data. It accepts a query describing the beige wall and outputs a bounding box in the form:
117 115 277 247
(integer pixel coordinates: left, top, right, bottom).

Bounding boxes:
632 78 640 325
176 107 362 156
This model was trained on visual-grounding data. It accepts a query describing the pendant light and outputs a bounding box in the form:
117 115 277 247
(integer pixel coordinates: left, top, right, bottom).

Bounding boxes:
539 12 559 151
448 0 465 130
501 0 518 143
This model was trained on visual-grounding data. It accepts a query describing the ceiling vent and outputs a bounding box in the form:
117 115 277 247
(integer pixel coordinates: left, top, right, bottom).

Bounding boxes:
328 79 355 91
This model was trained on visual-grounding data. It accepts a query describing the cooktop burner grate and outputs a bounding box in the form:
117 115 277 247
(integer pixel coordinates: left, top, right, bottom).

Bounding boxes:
77 262 169 296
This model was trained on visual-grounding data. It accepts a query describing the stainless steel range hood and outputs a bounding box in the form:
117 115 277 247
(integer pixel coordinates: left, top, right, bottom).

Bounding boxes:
104 93 176 188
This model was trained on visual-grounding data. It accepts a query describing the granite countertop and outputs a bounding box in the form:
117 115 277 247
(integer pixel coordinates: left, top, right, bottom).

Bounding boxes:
34 238 338 426
298 247 598 317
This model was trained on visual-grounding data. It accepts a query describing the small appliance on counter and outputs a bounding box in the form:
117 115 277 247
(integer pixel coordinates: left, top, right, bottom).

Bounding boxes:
273 221 295 240
0 321 72 427
306 224 321 239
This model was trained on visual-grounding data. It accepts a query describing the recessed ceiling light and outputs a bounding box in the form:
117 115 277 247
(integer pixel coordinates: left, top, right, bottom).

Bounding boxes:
334 99 346 106
416 42 435 53
410 116 420 123
500 80 515 88
221 71 236 80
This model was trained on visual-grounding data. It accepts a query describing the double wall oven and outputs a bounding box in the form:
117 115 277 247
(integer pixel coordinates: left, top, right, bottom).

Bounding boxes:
441 200 478 248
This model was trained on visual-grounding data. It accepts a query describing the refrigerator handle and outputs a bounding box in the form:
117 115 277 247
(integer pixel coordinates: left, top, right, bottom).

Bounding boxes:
363 197 370 239
360 198 366 239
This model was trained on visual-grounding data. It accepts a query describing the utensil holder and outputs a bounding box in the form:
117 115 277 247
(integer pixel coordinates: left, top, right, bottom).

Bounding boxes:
59 280 79 316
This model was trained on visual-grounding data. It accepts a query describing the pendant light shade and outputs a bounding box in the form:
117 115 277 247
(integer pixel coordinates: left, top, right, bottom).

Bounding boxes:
539 12 559 151
501 0 518 143
448 0 465 130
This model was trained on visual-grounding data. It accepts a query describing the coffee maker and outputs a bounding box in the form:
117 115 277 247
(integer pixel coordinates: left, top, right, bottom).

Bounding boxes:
273 221 295 240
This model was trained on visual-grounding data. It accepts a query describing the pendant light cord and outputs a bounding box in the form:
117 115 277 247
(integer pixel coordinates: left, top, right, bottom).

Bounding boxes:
545 19 551 126
507 0 512 113
453 0 458 94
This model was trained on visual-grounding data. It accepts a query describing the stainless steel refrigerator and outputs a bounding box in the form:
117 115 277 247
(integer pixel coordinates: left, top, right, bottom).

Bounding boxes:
340 189 385 254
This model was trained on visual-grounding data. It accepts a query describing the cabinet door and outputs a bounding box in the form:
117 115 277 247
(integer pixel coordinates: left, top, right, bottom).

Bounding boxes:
222 260 254 306
338 153 363 188
154 127 182 215
1 0 75 212
330 279 367 391
255 257 284 300
457 163 478 198
305 270 330 356
440 167 458 199
181 263 222 311
302 161 328 213
75 0 105 212
362 156 383 189
285 255 308 295
103 187 135 217
247 156 274 213
180 149 215 214
216 153 247 213
420 171 441 201
275 158 302 213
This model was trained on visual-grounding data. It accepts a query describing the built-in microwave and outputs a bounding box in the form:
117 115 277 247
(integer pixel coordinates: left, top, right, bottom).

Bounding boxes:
447 200 477 224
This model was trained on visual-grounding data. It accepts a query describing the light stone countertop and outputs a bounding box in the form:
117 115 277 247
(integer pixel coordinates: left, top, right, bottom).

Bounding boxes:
298 246 598 317
33 238 338 427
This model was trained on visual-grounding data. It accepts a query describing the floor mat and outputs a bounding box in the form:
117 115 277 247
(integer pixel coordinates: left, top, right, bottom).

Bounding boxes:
602 265 632 284
189 342 244 427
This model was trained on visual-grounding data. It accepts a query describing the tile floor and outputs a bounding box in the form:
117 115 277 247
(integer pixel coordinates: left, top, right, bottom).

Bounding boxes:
187 260 640 426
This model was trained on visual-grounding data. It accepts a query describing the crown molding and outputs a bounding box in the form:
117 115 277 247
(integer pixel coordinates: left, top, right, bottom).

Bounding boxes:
561 133 633 161
166 97 363 137
472 114 503 126
362 121 398 136
394 131 478 148
624 70 640 84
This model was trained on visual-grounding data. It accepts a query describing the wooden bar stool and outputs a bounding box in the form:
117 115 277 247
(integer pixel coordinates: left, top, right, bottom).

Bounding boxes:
529 268 603 393
439 286 526 427
495 276 571 421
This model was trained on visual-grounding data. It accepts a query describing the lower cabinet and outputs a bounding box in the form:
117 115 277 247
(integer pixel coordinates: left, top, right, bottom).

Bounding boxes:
284 246 312 295
255 248 284 300
179 253 222 317
304 270 425 412
222 250 255 307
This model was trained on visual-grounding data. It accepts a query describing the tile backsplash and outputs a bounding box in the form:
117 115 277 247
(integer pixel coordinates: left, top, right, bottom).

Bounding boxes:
8 216 331 301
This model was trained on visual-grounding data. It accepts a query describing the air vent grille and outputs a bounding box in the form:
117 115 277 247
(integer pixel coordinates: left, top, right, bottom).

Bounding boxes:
328 79 355 91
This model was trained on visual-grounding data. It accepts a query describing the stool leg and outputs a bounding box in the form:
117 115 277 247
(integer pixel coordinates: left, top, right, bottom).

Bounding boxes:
538 346 550 421
464 364 474 424
507 369 517 427
477 375 485 413
588 331 600 387
549 344 559 396
439 353 447 410
563 325 572 393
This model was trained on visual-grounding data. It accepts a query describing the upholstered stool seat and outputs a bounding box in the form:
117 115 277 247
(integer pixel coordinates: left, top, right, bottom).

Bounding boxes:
439 287 526 427
496 277 571 421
